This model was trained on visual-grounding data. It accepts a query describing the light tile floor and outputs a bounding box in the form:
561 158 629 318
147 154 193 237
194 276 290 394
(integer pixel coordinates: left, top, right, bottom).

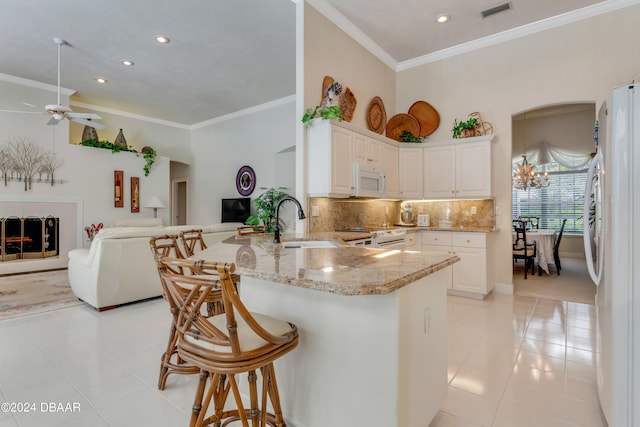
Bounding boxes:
433 294 607 427
0 293 606 427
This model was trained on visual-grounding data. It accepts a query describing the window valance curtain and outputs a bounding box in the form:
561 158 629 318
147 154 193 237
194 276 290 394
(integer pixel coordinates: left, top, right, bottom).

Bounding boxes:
512 141 592 170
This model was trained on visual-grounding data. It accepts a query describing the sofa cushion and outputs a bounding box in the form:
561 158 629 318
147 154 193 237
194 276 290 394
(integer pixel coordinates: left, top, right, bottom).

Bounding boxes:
112 217 164 227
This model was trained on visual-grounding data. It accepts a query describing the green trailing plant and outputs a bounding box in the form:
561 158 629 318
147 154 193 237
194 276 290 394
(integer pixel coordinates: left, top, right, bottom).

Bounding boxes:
244 187 289 232
451 117 479 139
398 130 424 143
301 105 342 128
141 147 156 177
80 139 156 176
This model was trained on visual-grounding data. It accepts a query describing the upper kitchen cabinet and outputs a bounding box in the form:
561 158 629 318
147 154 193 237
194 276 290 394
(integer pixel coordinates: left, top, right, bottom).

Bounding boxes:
353 133 382 165
307 120 354 197
423 135 493 199
307 119 400 199
399 147 423 199
381 143 399 198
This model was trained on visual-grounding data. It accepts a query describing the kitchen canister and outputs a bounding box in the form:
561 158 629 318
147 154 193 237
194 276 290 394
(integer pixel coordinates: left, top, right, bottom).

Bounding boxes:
417 214 430 227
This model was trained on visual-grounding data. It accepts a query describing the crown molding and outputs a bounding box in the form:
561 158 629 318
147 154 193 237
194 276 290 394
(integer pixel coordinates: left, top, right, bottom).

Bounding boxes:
190 95 296 130
70 101 191 129
397 0 640 71
0 72 75 96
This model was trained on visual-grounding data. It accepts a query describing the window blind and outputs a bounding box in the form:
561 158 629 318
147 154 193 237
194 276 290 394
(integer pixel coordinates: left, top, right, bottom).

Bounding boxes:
512 163 586 233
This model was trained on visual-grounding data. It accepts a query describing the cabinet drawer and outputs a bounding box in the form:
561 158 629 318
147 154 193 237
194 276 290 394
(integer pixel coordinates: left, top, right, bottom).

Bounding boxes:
422 232 452 247
452 233 486 248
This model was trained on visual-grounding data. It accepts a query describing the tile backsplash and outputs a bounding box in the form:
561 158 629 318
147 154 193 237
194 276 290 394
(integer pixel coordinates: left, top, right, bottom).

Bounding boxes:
308 197 495 231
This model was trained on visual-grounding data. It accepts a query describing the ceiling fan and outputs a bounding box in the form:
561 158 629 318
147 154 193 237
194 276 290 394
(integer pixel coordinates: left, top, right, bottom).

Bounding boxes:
0 37 105 130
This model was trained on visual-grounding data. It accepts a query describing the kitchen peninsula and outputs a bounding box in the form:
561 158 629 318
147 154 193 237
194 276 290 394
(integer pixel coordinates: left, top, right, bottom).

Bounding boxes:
191 233 459 427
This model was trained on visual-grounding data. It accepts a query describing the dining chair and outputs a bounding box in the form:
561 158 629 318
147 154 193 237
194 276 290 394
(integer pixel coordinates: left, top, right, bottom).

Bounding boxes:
157 256 299 427
524 216 540 229
552 219 567 275
513 220 536 279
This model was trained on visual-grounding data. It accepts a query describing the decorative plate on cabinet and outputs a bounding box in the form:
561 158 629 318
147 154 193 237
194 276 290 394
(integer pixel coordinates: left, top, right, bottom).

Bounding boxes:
385 113 420 142
408 101 440 137
340 87 357 122
367 96 387 134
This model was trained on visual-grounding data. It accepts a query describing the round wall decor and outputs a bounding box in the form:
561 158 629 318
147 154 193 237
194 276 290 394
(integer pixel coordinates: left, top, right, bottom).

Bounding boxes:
236 165 256 196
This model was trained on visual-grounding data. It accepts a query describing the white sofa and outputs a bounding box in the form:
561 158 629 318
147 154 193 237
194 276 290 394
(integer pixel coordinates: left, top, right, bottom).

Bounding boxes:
68 220 242 310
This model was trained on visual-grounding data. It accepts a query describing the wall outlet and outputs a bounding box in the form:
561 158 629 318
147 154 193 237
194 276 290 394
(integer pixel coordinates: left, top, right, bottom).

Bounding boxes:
470 206 477 215
311 206 320 217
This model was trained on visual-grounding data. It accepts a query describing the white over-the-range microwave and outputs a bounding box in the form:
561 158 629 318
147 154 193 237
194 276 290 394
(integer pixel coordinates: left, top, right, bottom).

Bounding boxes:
353 162 385 197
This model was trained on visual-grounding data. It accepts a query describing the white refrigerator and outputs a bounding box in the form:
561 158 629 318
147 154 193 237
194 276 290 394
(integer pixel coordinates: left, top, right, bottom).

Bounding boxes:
584 84 640 426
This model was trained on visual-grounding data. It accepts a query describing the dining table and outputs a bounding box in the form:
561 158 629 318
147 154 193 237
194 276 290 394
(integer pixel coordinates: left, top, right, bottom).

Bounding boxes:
513 228 557 274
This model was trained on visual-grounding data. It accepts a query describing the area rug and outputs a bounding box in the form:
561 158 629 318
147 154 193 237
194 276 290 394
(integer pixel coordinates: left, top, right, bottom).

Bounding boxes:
0 269 82 320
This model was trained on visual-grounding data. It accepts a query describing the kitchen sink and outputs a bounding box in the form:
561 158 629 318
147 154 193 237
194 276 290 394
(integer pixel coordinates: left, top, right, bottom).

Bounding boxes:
280 240 339 249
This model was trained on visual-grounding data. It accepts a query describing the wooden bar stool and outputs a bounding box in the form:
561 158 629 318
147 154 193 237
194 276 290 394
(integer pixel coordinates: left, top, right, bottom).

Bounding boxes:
157 257 298 427
179 228 208 257
150 235 227 390
236 225 268 236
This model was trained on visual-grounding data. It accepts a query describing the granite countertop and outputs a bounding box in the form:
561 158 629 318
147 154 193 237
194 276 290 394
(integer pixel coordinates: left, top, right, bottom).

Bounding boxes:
189 233 459 296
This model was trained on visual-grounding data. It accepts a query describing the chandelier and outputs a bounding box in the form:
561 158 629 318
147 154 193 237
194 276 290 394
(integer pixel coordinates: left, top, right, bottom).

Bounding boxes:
512 154 549 190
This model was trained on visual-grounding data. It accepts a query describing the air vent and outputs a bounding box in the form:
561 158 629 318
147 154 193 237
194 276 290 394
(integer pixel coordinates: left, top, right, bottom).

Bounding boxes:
481 2 512 18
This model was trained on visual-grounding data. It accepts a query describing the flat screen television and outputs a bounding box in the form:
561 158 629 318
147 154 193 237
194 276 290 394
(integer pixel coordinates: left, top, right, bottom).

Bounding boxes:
221 198 251 223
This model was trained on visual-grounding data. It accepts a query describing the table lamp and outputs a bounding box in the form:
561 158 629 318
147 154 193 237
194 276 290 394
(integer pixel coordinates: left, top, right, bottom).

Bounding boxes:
144 196 166 218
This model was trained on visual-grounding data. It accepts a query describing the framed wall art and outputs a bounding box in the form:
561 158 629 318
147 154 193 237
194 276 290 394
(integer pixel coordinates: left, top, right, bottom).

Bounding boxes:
131 177 140 212
236 165 256 196
114 170 124 208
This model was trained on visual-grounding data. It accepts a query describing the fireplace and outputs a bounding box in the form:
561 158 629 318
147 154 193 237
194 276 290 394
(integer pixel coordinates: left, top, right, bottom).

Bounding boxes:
0 216 59 261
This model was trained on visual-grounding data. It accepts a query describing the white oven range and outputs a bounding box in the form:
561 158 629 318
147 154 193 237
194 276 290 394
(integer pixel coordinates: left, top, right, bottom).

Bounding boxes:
340 228 407 249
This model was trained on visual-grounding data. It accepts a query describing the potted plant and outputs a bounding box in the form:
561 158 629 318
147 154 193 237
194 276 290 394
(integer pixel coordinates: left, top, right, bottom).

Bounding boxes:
398 130 424 143
301 105 342 128
244 187 289 232
451 117 478 139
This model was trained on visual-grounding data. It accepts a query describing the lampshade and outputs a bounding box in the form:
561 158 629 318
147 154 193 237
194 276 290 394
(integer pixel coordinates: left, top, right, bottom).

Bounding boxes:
144 196 166 218
145 196 166 209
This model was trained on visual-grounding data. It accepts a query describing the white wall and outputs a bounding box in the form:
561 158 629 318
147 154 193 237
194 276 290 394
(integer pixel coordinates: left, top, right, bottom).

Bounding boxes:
189 100 296 225
304 4 396 129
396 5 640 289
0 80 171 265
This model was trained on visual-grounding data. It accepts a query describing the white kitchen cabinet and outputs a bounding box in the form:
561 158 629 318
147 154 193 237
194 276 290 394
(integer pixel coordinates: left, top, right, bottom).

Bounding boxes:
399 147 423 199
307 121 354 197
422 231 490 298
353 133 382 165
405 231 422 251
307 120 400 199
423 137 492 199
381 143 399 198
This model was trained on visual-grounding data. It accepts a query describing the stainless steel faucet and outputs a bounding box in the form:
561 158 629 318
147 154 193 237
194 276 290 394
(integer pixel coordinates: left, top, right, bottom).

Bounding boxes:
273 196 306 243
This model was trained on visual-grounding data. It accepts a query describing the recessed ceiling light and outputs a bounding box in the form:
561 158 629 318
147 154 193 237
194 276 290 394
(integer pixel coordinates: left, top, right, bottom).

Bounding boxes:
155 35 170 44
120 59 135 66
95 77 108 84
436 14 450 23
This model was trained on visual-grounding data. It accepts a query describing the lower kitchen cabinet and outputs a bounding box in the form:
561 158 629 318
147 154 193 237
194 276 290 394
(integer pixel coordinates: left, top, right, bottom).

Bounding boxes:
405 231 422 251
422 231 490 298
